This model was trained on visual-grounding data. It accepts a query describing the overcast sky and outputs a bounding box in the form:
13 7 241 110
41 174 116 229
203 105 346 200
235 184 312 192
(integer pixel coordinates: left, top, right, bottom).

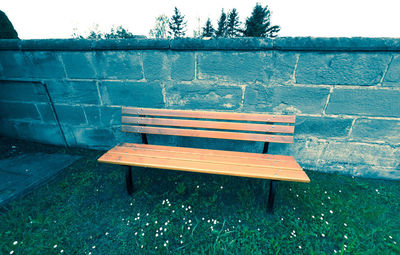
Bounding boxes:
2 0 400 39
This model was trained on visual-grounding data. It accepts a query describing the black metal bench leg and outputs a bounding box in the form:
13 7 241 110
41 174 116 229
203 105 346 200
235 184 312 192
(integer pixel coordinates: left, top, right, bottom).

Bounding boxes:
126 166 134 195
267 180 277 213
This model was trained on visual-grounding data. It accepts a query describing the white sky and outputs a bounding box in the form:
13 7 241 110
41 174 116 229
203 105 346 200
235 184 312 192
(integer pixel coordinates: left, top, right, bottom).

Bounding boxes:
2 0 400 39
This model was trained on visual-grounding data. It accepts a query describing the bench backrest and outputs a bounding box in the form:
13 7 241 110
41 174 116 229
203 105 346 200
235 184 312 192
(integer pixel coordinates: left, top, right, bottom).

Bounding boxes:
121 107 296 144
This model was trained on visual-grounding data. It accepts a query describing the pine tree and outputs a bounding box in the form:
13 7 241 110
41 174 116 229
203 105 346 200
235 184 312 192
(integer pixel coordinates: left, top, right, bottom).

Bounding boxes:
243 3 280 37
215 9 227 37
168 7 187 38
201 18 215 38
226 8 241 37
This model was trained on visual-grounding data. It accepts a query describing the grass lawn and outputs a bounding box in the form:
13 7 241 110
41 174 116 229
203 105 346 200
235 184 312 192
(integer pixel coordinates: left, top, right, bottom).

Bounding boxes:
0 136 399 254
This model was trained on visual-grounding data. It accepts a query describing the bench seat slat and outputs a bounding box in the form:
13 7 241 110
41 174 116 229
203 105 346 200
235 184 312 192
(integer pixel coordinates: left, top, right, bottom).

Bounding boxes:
122 116 295 134
107 145 302 171
98 150 310 183
122 143 296 162
122 125 294 143
122 107 296 123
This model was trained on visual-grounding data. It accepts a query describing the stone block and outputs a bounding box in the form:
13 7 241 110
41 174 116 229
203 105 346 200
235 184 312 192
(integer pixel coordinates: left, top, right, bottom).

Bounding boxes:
92 51 143 80
263 52 298 84
114 126 142 143
171 52 195 81
268 137 328 170
0 102 41 120
134 134 264 153
295 116 353 138
36 103 56 123
143 51 195 81
84 106 121 126
197 52 265 82
64 126 117 149
13 120 65 146
178 137 263 153
296 53 391 85
46 80 100 105
319 141 399 176
0 51 32 78
320 164 400 180
326 88 400 117
164 83 242 110
99 81 164 108
243 85 330 114
0 119 19 137
144 133 180 146
54 105 87 126
24 51 66 79
61 52 96 79
383 55 400 87
0 81 48 103
350 118 400 144
142 51 169 81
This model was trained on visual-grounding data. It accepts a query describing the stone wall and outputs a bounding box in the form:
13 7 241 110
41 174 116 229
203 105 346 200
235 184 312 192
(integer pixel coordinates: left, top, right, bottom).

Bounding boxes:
0 38 399 179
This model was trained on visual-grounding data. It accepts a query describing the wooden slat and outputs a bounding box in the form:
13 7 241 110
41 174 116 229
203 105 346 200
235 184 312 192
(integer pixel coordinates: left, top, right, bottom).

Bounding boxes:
107 145 302 170
122 107 296 123
98 153 310 182
122 125 294 143
121 116 295 134
122 143 296 161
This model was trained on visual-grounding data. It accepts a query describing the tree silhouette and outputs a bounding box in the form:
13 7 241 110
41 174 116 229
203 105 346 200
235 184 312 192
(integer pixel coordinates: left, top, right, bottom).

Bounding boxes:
85 24 103 39
215 9 227 37
193 17 202 38
72 24 139 39
104 26 136 39
226 8 241 37
202 18 215 38
169 7 187 38
149 14 170 39
0 10 18 39
243 3 280 37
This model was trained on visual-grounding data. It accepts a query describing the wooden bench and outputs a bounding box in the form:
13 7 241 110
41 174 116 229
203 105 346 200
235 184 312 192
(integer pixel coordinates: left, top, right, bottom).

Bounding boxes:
98 107 310 213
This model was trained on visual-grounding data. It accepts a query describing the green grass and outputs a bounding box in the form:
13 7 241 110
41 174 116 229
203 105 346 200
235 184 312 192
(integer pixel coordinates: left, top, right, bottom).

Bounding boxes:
0 137 399 254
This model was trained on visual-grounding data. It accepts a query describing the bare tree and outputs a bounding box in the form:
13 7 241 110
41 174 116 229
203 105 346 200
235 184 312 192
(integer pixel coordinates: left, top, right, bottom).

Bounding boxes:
149 14 170 39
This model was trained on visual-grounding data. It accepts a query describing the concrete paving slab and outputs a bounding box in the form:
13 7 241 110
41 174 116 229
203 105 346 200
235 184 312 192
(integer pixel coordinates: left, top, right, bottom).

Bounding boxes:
0 152 80 205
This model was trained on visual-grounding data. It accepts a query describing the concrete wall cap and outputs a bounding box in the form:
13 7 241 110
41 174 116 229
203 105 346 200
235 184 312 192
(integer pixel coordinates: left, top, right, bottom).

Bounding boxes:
2 37 400 51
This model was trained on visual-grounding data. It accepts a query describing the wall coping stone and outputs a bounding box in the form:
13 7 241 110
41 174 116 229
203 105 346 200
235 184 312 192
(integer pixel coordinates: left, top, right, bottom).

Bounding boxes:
1 37 400 51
